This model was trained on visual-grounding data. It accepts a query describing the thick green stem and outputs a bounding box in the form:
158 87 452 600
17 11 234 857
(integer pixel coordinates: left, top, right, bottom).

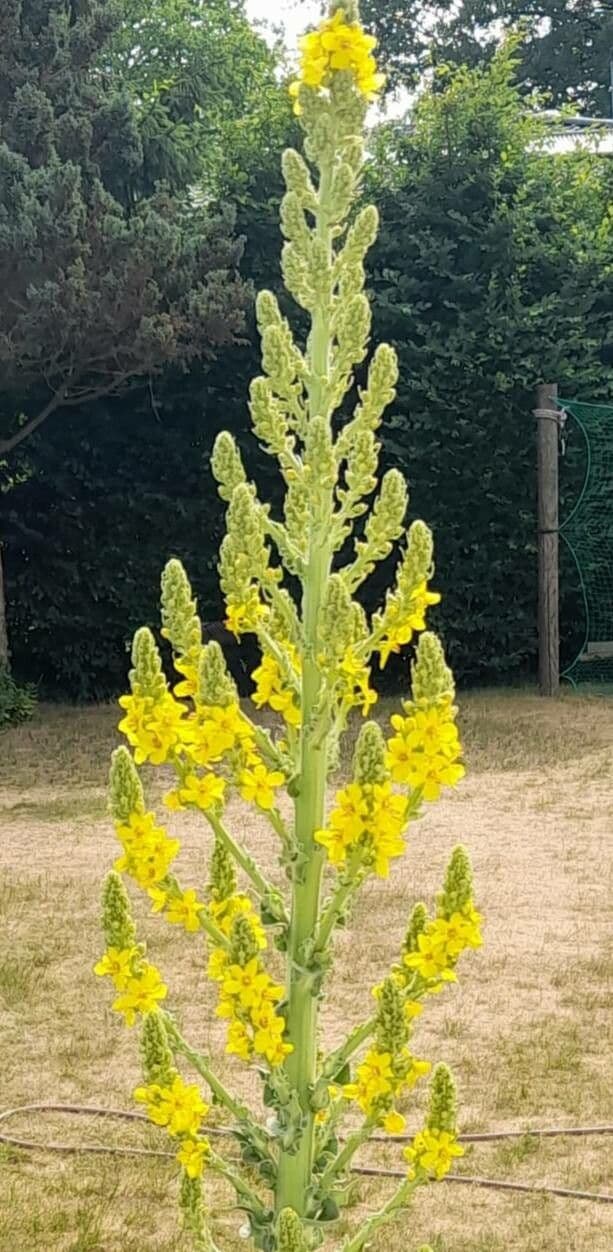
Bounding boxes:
275 157 335 1218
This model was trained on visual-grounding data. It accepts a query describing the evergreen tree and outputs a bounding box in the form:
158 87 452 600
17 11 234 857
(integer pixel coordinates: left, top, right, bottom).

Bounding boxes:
0 0 250 662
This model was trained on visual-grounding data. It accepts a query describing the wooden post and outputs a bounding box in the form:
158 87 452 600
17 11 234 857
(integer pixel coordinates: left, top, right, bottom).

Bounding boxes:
535 382 560 696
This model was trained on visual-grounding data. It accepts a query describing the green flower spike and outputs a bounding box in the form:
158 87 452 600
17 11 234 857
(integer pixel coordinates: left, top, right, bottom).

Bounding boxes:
208 833 237 904
129 626 167 701
354 721 388 786
141 1011 174 1086
161 559 202 657
427 1063 458 1135
439 845 474 919
278 1207 310 1252
101 871 136 951
198 641 238 708
108 746 144 824
411 631 455 704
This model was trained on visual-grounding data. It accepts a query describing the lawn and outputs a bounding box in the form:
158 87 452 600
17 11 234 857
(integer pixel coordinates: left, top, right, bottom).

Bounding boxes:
1 692 612 1251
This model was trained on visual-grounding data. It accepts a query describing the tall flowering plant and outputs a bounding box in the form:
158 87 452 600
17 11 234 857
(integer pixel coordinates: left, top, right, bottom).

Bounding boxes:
95 5 482 1250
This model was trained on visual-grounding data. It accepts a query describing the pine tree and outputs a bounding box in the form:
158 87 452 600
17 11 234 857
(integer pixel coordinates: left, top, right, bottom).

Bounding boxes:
0 0 250 662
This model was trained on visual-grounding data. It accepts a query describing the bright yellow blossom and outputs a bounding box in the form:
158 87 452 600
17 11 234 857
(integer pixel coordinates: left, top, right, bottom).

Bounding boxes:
179 772 227 811
134 1075 209 1138
291 9 385 107
382 1110 406 1135
239 762 284 810
177 1137 210 1178
93 946 138 990
113 963 168 1026
165 889 205 933
404 1128 464 1181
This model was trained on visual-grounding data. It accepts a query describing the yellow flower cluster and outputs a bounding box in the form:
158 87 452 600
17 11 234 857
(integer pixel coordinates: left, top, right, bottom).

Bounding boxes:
316 780 407 877
386 697 465 802
119 692 187 765
337 648 378 717
290 9 385 103
210 951 292 1068
150 886 206 933
114 810 180 889
252 646 301 728
209 893 267 954
226 595 267 638
134 1075 210 1179
342 1047 431 1131
94 949 168 1027
404 906 483 982
404 1128 464 1181
378 582 441 668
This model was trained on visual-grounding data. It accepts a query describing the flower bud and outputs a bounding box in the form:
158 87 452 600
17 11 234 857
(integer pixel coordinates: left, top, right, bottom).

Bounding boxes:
321 575 353 659
427 1063 458 1135
411 632 455 704
438 846 473 919
161 559 201 657
102 871 136 950
305 416 335 488
211 431 247 504
198 641 238 708
230 914 260 967
376 976 409 1054
281 149 317 210
278 1208 310 1252
354 721 387 785
208 834 237 903
141 1011 174 1086
403 902 428 956
109 746 144 823
129 627 167 701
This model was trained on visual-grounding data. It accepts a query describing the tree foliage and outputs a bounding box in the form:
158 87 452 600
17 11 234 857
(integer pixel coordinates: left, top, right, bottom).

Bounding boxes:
0 0 250 462
105 0 293 196
362 0 613 115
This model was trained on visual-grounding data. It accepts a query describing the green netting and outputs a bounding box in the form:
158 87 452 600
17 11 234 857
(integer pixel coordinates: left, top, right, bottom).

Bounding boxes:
559 398 613 691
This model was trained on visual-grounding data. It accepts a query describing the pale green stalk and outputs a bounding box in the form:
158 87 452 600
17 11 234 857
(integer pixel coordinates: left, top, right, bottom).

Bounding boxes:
206 811 288 924
339 1178 416 1252
166 1020 273 1164
318 1120 375 1193
275 154 336 1217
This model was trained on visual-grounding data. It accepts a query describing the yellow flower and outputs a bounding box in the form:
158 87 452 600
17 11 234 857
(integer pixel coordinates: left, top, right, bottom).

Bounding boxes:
404 932 450 981
179 772 227 811
177 1137 210 1178
239 762 284 810
165 889 205 933
343 1049 394 1113
173 656 200 700
113 964 168 1026
334 783 370 838
222 958 283 1011
404 1128 464 1181
252 1004 293 1066
93 946 138 990
226 1020 252 1061
148 886 168 913
134 1076 209 1138
291 10 385 105
405 754 465 802
207 947 228 982
382 1110 406 1135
